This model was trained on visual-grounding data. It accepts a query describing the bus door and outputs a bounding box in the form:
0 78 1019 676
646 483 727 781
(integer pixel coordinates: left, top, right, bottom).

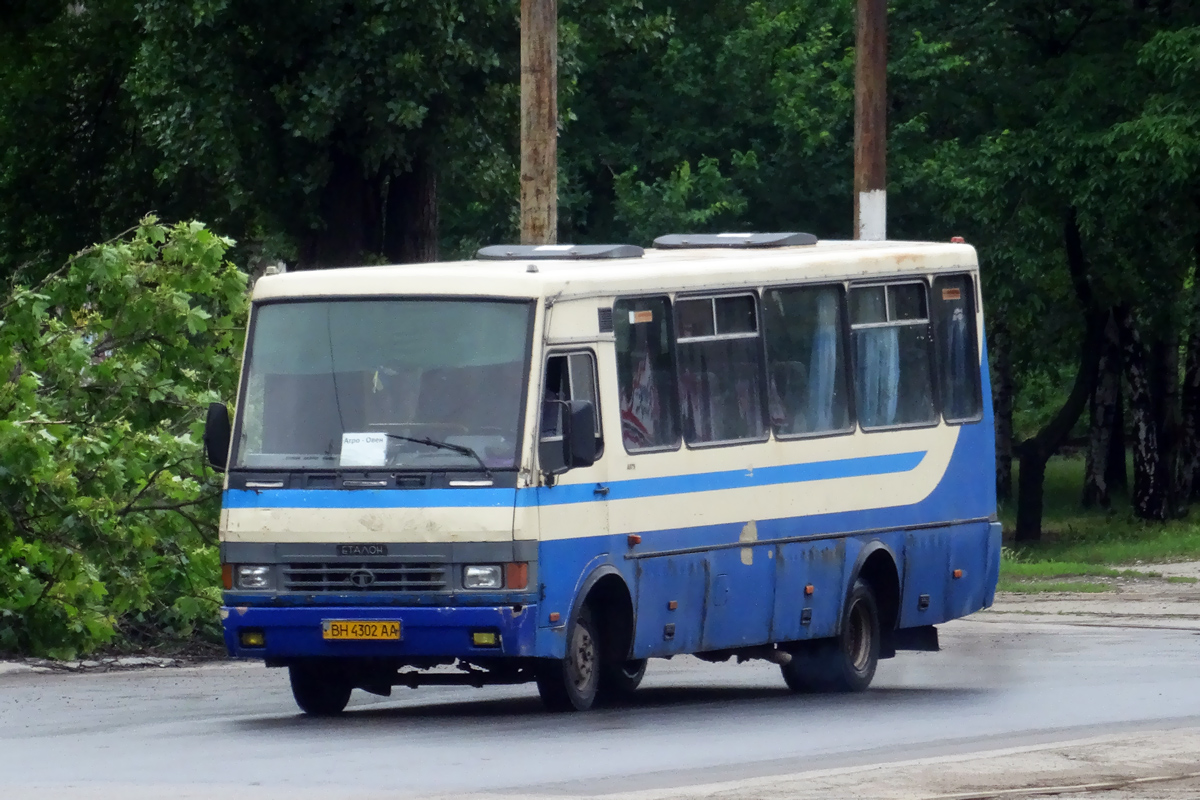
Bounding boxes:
535 350 610 628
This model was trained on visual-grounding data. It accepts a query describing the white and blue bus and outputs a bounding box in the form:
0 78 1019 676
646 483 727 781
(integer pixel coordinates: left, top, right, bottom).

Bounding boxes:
206 232 999 714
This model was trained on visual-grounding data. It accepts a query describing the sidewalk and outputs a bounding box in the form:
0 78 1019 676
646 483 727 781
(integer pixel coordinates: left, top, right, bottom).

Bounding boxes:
981 560 1200 631
576 728 1200 800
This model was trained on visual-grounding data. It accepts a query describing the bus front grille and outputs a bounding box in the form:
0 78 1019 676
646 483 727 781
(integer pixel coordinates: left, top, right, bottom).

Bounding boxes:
282 562 448 592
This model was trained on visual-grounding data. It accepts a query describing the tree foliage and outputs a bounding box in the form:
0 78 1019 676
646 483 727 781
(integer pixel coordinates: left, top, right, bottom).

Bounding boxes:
0 1 159 279
130 0 520 267
0 218 247 658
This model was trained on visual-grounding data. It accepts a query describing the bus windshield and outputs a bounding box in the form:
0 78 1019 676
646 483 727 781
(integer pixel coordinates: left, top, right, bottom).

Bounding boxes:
233 299 533 471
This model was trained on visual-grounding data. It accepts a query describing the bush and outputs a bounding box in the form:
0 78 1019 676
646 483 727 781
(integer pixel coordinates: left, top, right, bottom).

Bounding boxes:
0 217 248 658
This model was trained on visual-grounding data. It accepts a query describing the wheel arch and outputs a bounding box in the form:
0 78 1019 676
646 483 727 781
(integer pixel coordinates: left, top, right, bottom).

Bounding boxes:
849 541 901 658
570 565 636 661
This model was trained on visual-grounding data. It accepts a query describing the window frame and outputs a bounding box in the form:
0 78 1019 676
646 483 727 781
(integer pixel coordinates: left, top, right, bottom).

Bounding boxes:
931 273 985 426
539 348 605 459
613 295 683 455
674 292 762 344
759 281 858 442
229 295 537 473
672 291 771 450
848 278 942 433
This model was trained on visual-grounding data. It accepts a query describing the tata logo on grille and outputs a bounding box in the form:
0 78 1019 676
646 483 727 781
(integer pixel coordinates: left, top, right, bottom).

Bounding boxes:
349 570 376 588
338 544 389 557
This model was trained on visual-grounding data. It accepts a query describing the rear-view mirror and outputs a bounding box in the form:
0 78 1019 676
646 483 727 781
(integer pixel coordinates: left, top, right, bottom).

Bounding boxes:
539 400 597 476
203 402 231 473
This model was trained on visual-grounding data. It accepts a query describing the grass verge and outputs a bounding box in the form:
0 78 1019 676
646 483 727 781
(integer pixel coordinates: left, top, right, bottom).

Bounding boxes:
999 456 1200 565
997 579 1112 594
1001 561 1160 579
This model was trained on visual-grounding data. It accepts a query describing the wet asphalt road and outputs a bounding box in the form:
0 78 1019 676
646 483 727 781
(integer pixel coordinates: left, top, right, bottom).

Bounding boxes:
3 619 1200 799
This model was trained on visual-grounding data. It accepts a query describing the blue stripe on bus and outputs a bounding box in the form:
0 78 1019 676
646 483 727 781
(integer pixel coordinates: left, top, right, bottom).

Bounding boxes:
222 450 926 510
222 488 518 509
530 450 926 506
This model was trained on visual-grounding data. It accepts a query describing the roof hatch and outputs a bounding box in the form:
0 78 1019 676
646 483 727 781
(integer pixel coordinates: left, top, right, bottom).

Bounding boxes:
653 232 818 249
477 244 644 260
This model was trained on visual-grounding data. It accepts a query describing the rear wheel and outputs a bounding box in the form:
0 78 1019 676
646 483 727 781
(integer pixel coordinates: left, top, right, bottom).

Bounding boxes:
537 606 601 712
289 663 353 715
781 579 880 693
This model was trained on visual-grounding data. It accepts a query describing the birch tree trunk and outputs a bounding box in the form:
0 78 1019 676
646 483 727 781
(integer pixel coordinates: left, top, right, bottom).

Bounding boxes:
1116 304 1170 521
1180 322 1200 502
1157 333 1183 517
1178 239 1200 503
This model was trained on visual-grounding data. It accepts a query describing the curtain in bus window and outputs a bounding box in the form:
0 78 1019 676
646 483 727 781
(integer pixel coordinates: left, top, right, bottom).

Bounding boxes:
933 275 982 421
853 287 900 428
614 297 680 451
809 290 841 431
763 286 851 436
855 327 900 427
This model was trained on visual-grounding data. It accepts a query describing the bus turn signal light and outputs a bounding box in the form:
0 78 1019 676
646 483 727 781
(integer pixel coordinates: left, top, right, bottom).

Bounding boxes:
222 564 233 590
627 534 642 546
804 584 814 596
505 562 529 590
953 569 963 579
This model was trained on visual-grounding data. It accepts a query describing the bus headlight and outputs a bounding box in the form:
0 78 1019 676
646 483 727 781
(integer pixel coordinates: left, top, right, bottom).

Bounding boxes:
236 565 272 590
463 565 503 589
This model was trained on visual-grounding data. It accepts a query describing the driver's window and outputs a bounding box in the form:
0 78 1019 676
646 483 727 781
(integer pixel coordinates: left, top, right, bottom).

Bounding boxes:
541 352 603 455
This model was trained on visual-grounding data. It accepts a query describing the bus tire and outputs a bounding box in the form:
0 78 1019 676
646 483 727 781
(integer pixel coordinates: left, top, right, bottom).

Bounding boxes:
597 658 647 705
289 663 352 715
781 579 880 693
536 605 601 712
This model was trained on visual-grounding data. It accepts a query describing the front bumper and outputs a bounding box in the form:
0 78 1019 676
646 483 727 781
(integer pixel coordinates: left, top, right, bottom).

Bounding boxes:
221 603 539 660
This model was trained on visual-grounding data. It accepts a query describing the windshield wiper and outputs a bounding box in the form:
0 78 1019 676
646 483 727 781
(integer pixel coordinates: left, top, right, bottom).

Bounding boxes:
382 434 493 479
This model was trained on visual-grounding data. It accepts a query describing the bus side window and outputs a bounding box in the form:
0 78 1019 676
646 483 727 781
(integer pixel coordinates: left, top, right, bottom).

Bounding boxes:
849 282 937 429
762 284 853 437
542 352 604 455
675 294 767 445
932 275 982 423
613 297 681 452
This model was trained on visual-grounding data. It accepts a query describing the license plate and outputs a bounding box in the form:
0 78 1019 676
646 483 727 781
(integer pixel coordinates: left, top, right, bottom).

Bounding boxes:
322 620 401 641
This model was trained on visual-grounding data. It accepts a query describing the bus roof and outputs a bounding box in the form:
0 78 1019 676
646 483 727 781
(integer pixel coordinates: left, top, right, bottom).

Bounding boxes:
251 239 979 303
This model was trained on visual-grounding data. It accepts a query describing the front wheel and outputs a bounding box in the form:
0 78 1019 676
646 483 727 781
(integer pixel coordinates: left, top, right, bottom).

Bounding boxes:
289 663 353 716
537 606 601 712
781 579 880 693
597 658 647 705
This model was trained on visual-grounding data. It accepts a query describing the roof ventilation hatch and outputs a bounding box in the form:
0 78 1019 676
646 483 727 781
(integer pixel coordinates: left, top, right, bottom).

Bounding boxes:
653 232 818 249
477 244 644 260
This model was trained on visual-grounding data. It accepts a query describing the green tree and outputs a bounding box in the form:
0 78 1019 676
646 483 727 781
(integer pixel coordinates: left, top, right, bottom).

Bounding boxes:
0 217 247 658
129 0 521 268
0 1 161 280
558 0 857 242
894 0 1200 537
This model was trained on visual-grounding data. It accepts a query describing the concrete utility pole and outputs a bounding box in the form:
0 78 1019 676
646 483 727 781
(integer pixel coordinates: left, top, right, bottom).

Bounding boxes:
853 0 887 241
520 0 557 245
